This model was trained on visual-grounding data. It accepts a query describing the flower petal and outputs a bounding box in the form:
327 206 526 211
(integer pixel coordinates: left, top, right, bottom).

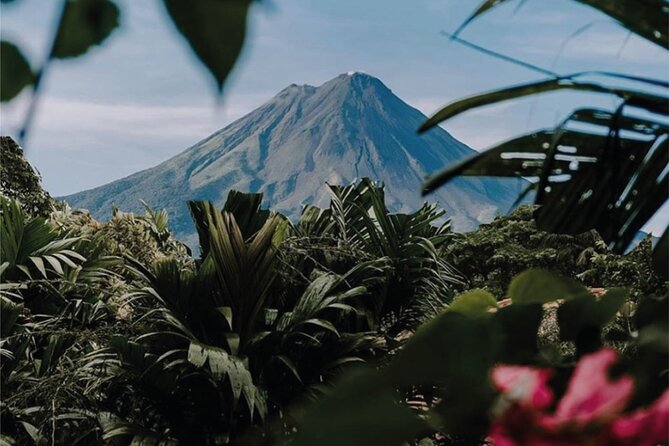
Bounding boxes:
552 349 634 425
610 389 669 445
492 365 554 409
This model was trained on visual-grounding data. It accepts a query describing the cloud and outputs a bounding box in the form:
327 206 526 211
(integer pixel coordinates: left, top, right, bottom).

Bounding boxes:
0 93 270 195
2 93 270 150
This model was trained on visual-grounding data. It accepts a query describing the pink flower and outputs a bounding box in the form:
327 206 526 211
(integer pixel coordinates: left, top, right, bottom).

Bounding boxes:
544 348 634 427
488 348 669 446
491 365 553 410
610 389 669 446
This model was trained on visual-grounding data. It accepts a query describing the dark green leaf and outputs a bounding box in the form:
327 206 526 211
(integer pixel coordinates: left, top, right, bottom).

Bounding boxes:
637 325 669 353
52 0 120 59
652 227 668 280
419 77 667 133
222 189 271 240
0 41 34 102
163 0 252 92
387 311 495 435
448 289 497 317
557 287 628 341
576 0 668 49
508 269 590 304
298 318 340 337
289 368 426 446
38 335 71 376
424 124 655 193
454 0 668 49
493 303 543 363
216 306 233 329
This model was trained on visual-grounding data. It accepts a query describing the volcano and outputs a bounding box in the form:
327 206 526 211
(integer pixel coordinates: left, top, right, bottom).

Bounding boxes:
63 72 522 245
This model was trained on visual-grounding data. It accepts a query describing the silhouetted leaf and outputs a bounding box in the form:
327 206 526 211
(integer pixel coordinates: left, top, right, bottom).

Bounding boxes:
423 104 668 256
52 0 120 59
223 190 270 240
419 78 667 133
289 368 426 446
163 0 252 93
387 311 495 435
452 0 510 38
576 0 668 49
0 41 34 102
493 303 543 363
652 227 668 280
455 0 668 49
557 287 628 341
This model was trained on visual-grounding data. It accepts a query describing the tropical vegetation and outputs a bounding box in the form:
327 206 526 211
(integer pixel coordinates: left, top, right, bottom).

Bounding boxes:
1 135 666 445
1 0 667 445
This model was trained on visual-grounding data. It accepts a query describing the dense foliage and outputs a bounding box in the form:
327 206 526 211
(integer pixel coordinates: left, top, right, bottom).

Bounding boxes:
0 137 53 217
0 148 467 444
443 205 664 299
1 144 666 445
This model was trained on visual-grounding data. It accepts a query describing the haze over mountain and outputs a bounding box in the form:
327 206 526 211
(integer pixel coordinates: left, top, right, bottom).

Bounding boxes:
63 72 523 246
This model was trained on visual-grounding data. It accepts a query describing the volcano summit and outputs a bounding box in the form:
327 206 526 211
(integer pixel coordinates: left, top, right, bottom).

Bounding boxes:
64 72 521 245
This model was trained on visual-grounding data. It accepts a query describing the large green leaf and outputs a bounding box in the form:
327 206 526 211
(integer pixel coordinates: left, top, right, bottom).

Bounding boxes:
508 269 591 304
0 197 84 280
388 311 495 435
291 310 496 443
187 339 257 408
448 289 497 317
204 206 280 347
634 294 668 353
222 189 271 241
0 41 34 102
493 303 543 363
289 368 426 446
52 0 120 59
557 287 628 342
163 0 252 92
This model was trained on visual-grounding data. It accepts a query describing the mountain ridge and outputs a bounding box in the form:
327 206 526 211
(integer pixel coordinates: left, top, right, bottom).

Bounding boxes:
63 72 523 246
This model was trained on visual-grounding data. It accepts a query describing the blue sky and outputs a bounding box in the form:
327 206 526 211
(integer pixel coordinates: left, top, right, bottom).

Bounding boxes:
1 0 668 232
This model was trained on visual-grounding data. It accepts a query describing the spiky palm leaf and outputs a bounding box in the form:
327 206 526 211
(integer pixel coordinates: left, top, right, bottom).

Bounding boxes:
1 197 85 281
453 0 668 49
419 2 668 263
